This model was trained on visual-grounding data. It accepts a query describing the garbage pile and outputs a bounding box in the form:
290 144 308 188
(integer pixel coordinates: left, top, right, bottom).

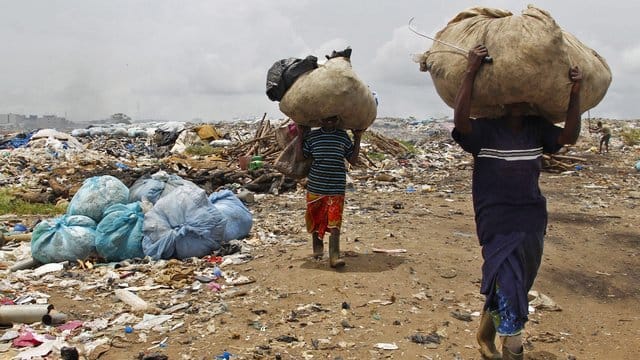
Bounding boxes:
0 117 638 358
2 117 635 206
0 242 257 359
0 121 296 202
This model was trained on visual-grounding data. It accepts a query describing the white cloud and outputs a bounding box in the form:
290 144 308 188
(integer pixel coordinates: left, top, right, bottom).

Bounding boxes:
621 45 640 71
367 26 429 86
0 0 638 121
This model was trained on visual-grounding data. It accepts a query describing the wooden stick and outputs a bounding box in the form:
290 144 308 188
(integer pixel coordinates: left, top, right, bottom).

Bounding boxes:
551 154 587 162
245 113 267 157
2 233 32 242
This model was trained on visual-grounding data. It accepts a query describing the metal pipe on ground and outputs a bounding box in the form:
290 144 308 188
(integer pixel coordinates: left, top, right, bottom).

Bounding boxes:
42 309 68 325
0 304 54 326
9 257 42 272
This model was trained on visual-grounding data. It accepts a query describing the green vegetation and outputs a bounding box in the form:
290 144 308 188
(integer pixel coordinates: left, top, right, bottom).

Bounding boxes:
367 151 386 161
0 189 66 216
398 140 417 154
185 144 219 156
620 127 640 146
360 132 374 142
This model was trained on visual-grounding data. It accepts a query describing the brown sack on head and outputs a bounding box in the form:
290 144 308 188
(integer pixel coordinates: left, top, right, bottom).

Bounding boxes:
416 5 612 122
279 57 377 129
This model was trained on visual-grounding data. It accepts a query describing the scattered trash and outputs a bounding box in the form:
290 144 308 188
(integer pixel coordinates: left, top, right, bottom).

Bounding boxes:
371 248 407 254
0 117 635 359
133 314 173 330
115 289 150 312
13 224 28 232
213 266 223 278
60 346 80 360
374 342 399 350
450 309 473 322
57 320 84 331
410 332 441 345
137 352 169 360
528 290 562 311
276 335 299 343
215 350 233 360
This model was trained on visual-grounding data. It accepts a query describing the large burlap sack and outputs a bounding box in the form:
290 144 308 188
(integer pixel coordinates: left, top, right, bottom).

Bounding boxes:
417 5 611 122
279 57 377 129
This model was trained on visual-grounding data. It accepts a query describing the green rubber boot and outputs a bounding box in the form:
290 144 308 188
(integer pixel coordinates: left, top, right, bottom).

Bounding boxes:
477 311 502 359
312 233 324 259
328 231 345 268
501 346 523 360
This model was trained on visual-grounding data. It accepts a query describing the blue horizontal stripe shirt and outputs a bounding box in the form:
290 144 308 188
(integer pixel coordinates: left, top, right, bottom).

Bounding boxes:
302 128 354 195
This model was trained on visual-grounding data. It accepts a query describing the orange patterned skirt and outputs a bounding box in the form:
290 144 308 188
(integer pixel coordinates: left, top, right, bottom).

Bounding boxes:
305 192 345 239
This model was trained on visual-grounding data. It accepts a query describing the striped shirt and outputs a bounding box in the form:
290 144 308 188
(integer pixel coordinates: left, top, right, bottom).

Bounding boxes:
452 116 563 242
302 128 354 195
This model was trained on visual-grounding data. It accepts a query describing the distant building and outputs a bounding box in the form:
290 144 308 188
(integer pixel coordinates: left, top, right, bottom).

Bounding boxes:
0 113 75 131
0 113 23 127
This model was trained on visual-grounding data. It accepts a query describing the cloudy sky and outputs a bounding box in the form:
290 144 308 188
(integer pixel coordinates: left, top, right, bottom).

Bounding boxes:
1 0 638 122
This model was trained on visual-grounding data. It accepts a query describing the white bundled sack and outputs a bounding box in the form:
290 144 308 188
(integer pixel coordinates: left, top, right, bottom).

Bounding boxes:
279 57 377 129
417 5 612 122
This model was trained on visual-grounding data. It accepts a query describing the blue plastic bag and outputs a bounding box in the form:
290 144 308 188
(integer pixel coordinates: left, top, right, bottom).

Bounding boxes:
31 215 97 264
142 186 227 260
67 175 129 222
128 176 166 204
129 172 199 204
160 175 202 199
209 190 253 241
95 202 145 262
13 223 28 232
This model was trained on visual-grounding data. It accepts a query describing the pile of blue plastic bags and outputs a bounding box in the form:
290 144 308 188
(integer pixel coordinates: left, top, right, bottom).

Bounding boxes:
31 172 253 263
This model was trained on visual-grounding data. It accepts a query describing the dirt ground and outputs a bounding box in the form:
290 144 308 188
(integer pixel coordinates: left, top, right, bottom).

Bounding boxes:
4 125 640 360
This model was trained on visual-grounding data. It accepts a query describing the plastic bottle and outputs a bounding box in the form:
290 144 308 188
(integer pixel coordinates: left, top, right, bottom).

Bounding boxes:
248 160 264 170
114 289 149 312
215 350 232 360
213 266 222 278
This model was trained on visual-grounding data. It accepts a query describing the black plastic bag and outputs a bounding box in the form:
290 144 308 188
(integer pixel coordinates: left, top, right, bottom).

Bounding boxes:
153 129 180 147
266 55 318 101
